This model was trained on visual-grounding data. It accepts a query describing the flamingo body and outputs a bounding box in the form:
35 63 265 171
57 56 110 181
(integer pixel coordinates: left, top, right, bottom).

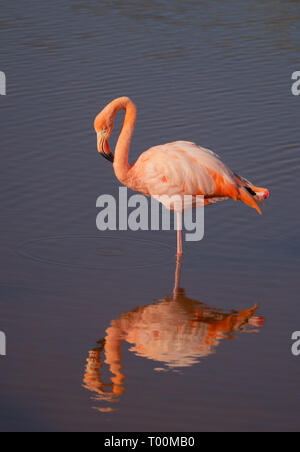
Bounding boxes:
128 140 269 213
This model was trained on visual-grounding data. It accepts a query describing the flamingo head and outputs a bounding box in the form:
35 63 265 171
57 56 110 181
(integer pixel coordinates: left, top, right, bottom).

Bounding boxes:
94 112 114 163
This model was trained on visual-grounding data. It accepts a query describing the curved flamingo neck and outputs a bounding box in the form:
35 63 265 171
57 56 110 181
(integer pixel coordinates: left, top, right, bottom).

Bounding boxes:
110 97 137 183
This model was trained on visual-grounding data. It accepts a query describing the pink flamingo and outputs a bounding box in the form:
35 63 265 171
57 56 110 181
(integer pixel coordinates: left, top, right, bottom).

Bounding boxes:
94 97 270 256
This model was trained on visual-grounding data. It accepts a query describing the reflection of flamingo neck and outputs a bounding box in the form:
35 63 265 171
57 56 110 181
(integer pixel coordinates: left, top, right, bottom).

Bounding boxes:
83 333 125 401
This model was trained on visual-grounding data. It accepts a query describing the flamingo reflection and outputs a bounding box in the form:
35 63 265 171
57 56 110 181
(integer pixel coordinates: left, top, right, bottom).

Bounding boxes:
83 258 264 408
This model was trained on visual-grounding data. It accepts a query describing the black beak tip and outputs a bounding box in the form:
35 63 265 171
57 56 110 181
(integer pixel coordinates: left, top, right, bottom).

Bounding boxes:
100 152 114 163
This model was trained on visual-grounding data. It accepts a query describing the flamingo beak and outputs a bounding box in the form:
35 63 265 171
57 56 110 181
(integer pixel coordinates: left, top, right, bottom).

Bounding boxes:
97 133 114 163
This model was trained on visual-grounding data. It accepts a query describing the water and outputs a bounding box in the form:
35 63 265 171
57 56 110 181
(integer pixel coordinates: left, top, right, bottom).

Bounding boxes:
0 0 300 432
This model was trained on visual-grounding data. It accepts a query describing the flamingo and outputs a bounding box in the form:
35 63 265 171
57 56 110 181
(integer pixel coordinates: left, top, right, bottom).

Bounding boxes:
94 97 270 256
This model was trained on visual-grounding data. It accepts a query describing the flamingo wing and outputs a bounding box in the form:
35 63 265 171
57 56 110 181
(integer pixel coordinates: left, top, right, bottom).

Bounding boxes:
131 141 264 214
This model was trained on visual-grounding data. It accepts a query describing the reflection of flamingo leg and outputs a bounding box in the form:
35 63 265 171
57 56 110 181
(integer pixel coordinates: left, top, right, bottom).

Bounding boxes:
176 212 183 257
173 255 182 299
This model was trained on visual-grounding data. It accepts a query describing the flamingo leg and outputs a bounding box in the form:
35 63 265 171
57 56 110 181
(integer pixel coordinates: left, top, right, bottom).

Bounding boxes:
176 211 183 257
